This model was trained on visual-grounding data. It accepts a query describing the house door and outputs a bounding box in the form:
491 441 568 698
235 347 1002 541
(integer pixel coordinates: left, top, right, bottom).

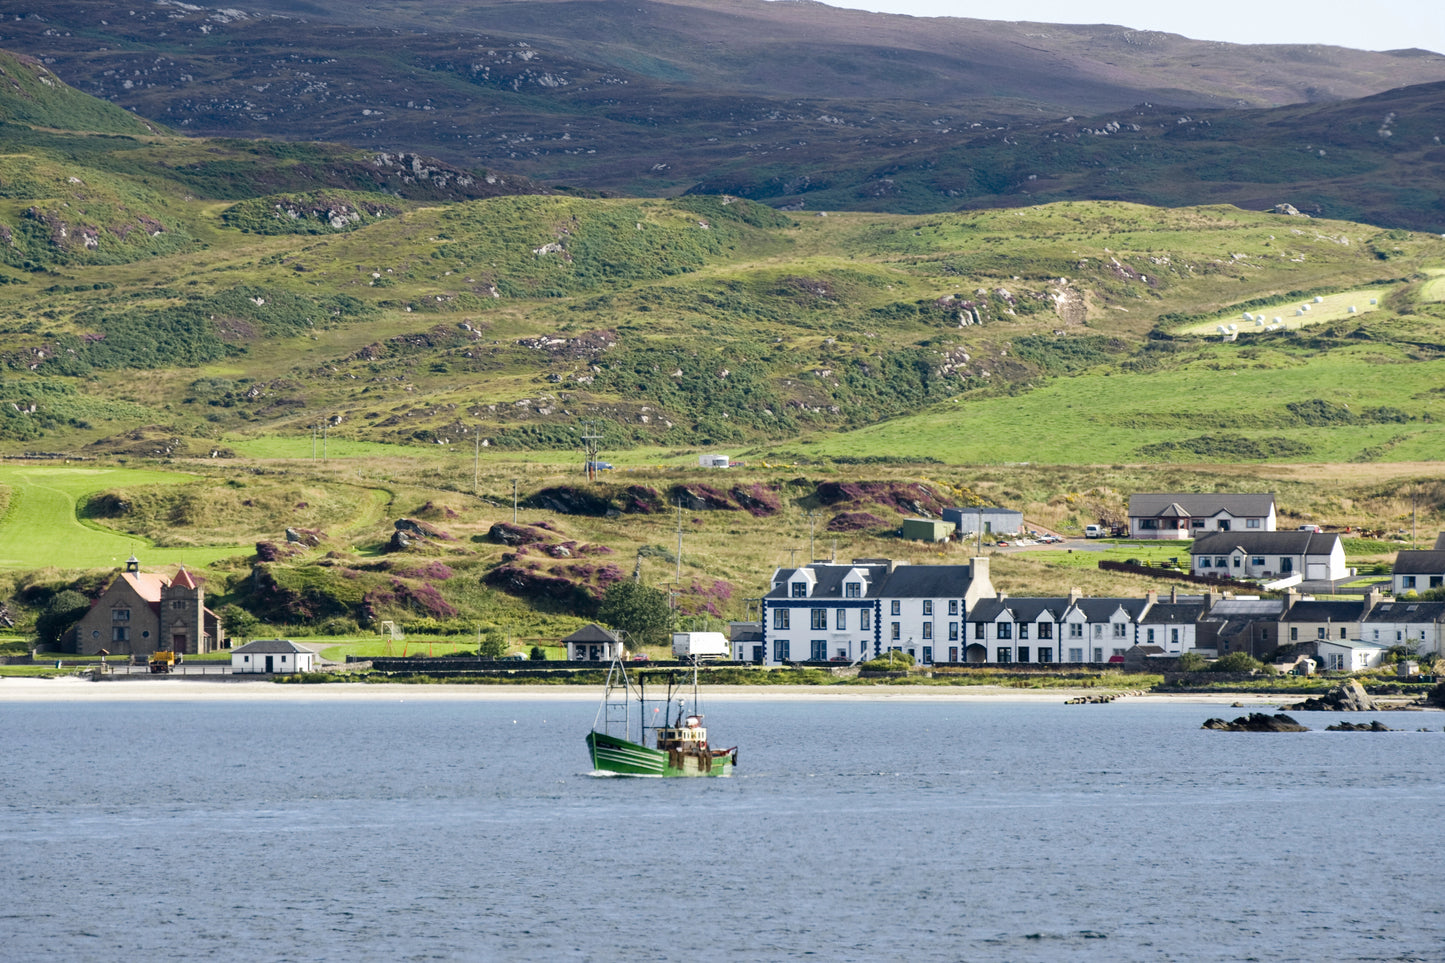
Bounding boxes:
1281 558 1293 573
265 655 274 672
752 645 764 664
173 634 186 651
949 646 958 663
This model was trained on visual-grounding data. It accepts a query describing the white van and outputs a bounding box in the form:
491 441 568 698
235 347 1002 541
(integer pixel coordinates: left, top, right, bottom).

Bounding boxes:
1084 524 1105 538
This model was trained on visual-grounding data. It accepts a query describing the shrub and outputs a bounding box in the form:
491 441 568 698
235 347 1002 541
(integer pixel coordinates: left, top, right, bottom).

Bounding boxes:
1209 651 1264 673
1176 651 1208 672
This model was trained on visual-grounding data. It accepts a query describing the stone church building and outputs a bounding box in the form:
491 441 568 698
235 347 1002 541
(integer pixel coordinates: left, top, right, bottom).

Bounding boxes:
71 556 225 656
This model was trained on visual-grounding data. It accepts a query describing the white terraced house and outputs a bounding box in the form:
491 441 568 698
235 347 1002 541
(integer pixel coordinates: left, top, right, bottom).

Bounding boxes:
753 558 993 666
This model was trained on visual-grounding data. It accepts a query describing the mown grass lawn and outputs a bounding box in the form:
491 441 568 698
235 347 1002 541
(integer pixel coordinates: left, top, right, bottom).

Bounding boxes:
0 465 251 570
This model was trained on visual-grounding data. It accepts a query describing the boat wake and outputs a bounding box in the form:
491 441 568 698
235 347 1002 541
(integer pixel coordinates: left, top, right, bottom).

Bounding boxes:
584 769 663 778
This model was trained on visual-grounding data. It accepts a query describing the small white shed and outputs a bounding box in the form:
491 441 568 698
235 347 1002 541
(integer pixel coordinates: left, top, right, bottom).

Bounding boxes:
231 639 316 674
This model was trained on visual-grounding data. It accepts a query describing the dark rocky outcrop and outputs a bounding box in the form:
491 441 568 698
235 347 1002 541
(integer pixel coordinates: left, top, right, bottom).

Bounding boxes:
1325 721 1393 731
1202 713 1308 732
526 486 615 517
1290 680 1376 712
488 522 550 547
1065 693 1120 704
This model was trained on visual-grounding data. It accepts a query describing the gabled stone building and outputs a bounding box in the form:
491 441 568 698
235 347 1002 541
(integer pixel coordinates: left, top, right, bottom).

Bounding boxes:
71 556 224 656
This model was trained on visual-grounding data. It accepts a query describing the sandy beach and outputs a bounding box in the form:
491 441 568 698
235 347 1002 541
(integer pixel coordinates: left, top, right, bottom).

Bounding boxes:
0 675 1336 706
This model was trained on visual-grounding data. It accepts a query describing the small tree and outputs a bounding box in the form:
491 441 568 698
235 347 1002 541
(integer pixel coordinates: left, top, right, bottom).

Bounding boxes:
477 627 507 660
1209 651 1264 673
529 645 547 661
598 581 673 648
1176 651 1207 672
36 590 91 649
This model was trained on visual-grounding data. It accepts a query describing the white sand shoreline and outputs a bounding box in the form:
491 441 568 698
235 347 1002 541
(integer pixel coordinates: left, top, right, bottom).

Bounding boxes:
0 676 1391 706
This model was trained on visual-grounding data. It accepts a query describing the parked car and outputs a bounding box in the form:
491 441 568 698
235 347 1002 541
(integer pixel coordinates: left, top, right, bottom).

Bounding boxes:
1297 524 1323 533
586 461 614 472
996 540 1010 547
1084 524 1105 538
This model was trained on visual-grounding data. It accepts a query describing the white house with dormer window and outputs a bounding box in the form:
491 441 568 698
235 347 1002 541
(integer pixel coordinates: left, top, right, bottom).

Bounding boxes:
755 557 992 666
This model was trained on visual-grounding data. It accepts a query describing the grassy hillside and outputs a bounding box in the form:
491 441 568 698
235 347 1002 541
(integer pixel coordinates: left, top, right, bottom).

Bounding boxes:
4 3 1445 229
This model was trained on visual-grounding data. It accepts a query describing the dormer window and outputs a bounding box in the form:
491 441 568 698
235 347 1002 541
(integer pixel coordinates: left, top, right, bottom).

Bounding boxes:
112 609 130 622
845 582 861 599
791 582 808 598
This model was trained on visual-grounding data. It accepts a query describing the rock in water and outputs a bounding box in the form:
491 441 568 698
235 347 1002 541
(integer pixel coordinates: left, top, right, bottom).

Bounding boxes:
1325 720 1393 731
1291 680 1376 712
1202 713 1308 732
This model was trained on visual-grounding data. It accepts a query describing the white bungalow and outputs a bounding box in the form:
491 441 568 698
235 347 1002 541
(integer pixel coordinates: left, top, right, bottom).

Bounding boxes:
231 639 315 674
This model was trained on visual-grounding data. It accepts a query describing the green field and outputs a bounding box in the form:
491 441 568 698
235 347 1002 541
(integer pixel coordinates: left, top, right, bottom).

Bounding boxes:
1178 289 1381 336
0 465 250 569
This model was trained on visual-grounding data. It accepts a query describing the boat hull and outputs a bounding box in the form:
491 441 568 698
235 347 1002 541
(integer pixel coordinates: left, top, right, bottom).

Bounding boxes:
587 730 734 777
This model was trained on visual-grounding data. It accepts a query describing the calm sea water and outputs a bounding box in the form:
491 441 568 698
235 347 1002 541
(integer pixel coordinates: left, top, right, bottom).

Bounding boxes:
2 695 1443 962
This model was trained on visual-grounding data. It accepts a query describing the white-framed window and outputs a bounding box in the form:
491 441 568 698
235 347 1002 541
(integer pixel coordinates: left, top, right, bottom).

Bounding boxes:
948 622 958 641
791 581 808 598
890 622 901 640
922 623 933 640
1069 648 1083 662
948 600 958 616
1404 576 1417 588
836 609 847 630
845 582 861 598
997 623 1013 639
1113 623 1127 639
1019 624 1030 640
773 609 790 630
923 600 933 616
860 610 871 631
811 608 827 630
1069 623 1083 638
1246 518 1261 528
890 600 900 616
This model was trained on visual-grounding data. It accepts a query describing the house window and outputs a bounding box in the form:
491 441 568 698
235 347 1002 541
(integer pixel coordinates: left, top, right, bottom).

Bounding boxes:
1247 518 1261 528
112 627 129 642
112 609 130 622
773 609 790 630
1199 558 1211 569
1093 624 1103 638
1038 623 1053 640
1404 576 1417 589
975 622 985 639
1192 520 1205 529
1290 627 1298 641
923 600 933 616
860 610 871 631
948 600 959 616
791 581 808 598
1340 628 1346 639
1113 623 1127 639
1171 628 1180 644
1019 624 1030 640
1232 557 1242 568
774 640 790 662
836 609 847 630
811 609 827 630
1038 648 1053 663
890 622 901 640
997 647 1012 663
1317 628 1327 639
845 582 861 598
1433 577 1444 589
948 622 959 641
1217 520 1231 531
1141 519 1158 530
997 623 1013 640
1069 623 1083 639
1215 557 1228 567
1251 557 1265 566
922 646 932 664
1093 647 1103 662
1146 628 1156 643
890 600 900 616
810 640 827 661
1373 629 1380 640
1069 647 1083 662
922 623 933 640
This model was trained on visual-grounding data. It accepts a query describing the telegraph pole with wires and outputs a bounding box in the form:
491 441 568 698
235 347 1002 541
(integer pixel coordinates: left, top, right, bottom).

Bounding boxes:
806 510 820 562
580 420 603 481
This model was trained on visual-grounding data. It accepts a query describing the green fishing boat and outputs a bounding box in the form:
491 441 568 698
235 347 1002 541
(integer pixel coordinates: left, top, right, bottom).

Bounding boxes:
586 654 737 777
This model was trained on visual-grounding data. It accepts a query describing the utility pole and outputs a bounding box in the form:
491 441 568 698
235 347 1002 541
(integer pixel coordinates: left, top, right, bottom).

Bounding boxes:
311 422 317 462
676 499 685 586
512 478 519 524
322 420 328 463
977 504 983 555
580 420 602 481
474 431 481 493
806 511 820 562
788 548 797 568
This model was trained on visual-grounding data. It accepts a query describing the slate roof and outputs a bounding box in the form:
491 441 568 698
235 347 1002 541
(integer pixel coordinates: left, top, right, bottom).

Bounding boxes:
1140 602 1206 624
1282 599 1368 622
561 623 620 643
1190 531 1339 555
1312 638 1387 651
232 639 311 654
1206 599 1286 619
1392 550 1445 575
968 597 1070 623
765 563 975 600
1129 493 1275 518
1071 597 1149 621
1365 601 1445 623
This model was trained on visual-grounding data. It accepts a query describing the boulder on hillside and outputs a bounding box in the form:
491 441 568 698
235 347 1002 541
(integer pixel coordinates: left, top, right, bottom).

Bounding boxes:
1202 713 1308 732
488 522 549 547
1290 680 1376 712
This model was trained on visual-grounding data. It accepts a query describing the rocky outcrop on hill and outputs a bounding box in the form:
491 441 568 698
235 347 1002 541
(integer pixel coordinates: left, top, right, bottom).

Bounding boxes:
1202 713 1308 732
1289 680 1376 712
